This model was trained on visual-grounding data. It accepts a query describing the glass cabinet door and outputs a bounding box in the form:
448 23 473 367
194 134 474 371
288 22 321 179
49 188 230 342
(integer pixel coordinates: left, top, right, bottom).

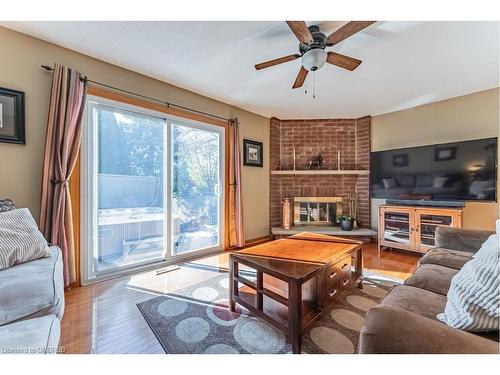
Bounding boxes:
382 211 411 247
416 213 454 249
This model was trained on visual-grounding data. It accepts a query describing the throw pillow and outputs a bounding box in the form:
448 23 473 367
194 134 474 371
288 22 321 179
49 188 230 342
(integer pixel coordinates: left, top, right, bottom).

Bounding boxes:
432 176 449 188
469 180 495 199
382 178 397 189
0 208 51 270
437 232 499 331
0 199 16 213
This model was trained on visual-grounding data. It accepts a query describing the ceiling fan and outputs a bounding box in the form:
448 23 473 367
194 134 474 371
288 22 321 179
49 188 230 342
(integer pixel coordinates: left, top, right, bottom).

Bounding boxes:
255 21 376 89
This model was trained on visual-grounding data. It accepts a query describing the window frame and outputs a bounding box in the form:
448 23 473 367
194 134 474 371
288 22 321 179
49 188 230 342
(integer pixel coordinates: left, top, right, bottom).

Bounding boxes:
80 91 228 285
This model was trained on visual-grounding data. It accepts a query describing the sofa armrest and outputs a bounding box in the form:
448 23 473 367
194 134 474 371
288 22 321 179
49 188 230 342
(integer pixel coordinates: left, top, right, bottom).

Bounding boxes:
435 226 494 253
359 305 499 354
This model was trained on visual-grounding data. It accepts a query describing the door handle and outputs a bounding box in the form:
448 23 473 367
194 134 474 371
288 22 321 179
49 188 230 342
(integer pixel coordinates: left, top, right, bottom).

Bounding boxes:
329 289 338 297
214 183 221 196
329 272 337 279
342 279 350 286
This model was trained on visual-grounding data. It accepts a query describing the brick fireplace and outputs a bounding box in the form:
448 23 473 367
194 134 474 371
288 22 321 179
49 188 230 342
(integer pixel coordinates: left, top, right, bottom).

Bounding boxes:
269 116 371 230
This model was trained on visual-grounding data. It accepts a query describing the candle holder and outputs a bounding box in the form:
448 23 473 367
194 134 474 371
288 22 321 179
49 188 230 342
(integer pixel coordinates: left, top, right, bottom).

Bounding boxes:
281 197 291 230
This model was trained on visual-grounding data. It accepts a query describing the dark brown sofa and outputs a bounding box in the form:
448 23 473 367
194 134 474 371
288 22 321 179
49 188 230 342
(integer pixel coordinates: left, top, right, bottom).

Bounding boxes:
359 226 499 354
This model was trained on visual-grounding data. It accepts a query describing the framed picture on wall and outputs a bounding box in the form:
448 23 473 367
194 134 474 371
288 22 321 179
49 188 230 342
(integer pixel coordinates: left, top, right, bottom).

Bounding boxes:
392 153 409 167
434 146 457 161
0 87 25 145
243 139 263 167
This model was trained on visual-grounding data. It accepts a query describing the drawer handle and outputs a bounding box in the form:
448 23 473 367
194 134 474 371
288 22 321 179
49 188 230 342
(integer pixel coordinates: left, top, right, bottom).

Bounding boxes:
341 263 349 270
329 289 338 297
329 272 338 279
342 279 350 286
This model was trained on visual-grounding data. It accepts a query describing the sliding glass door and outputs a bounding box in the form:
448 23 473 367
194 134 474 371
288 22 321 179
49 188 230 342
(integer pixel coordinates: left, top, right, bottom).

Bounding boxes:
171 122 224 256
83 97 224 281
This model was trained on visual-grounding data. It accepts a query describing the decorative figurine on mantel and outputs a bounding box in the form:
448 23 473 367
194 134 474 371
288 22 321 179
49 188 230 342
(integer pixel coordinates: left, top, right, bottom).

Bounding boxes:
309 153 326 169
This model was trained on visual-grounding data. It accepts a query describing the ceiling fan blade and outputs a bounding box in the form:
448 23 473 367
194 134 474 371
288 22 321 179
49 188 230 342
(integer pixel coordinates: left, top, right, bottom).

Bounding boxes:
255 54 300 70
292 66 308 89
327 52 362 71
325 21 376 46
286 21 314 45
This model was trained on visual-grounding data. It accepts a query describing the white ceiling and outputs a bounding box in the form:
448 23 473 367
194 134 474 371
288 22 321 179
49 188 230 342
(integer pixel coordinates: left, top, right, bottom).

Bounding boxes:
3 21 499 119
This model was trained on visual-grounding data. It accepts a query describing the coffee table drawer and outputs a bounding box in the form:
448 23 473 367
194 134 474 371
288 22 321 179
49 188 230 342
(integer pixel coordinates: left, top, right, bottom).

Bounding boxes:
326 275 353 304
325 257 351 287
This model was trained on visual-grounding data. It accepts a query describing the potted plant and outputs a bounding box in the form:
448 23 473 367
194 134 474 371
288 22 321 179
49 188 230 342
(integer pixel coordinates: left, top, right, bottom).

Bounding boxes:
338 215 354 231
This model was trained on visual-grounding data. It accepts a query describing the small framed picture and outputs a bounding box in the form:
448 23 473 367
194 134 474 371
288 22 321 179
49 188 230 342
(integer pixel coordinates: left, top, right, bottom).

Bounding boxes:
243 139 263 167
434 146 457 161
0 87 25 145
392 153 409 167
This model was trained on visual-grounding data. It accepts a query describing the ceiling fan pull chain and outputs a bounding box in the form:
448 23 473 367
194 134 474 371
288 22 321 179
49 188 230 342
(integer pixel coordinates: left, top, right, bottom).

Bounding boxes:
313 71 316 99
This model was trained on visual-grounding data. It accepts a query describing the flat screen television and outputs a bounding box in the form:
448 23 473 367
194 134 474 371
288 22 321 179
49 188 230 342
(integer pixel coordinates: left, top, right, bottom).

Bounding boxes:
370 137 497 202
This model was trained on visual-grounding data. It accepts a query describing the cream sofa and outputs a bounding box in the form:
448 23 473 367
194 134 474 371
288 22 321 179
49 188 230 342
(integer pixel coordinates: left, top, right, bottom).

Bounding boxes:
0 246 64 354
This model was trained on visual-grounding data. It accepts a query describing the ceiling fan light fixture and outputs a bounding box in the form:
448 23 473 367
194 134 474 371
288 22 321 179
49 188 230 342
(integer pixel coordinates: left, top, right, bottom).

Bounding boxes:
302 48 327 72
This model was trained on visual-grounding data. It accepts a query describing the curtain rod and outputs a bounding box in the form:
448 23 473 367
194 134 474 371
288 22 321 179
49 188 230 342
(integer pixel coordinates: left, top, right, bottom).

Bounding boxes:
41 65 232 123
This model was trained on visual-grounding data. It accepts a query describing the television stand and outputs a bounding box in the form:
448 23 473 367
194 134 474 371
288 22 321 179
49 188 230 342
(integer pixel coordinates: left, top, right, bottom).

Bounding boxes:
378 204 463 255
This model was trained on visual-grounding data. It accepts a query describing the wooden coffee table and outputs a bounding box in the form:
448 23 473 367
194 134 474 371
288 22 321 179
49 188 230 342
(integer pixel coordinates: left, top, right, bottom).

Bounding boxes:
229 232 363 354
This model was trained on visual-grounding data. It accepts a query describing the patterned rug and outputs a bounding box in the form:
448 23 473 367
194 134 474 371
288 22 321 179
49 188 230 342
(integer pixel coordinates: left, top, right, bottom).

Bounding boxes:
137 271 398 354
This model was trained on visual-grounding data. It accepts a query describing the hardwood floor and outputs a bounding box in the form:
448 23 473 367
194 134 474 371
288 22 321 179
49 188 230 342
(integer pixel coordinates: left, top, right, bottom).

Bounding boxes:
60 243 419 354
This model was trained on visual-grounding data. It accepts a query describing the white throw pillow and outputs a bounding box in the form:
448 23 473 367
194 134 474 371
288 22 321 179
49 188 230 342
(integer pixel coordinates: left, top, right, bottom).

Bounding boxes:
469 180 494 199
432 176 448 188
0 208 51 270
437 233 499 331
382 178 396 189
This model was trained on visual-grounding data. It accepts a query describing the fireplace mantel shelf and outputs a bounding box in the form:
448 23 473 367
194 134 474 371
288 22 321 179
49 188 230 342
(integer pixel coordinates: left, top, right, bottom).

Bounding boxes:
271 170 369 175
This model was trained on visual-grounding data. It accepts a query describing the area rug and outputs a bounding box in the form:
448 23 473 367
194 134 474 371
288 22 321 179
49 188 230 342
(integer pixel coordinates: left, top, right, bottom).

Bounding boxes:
137 272 398 354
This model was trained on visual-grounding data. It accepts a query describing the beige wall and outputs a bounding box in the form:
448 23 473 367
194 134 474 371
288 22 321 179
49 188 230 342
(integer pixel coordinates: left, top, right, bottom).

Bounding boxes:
0 27 270 240
371 88 500 231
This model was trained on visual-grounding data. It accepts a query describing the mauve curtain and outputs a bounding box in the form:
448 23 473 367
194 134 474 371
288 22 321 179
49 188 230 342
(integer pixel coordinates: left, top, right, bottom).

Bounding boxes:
40 64 88 286
228 118 245 247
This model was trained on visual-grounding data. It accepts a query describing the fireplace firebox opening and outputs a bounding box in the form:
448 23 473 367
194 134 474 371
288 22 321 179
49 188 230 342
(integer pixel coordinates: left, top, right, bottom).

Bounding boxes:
293 197 343 226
